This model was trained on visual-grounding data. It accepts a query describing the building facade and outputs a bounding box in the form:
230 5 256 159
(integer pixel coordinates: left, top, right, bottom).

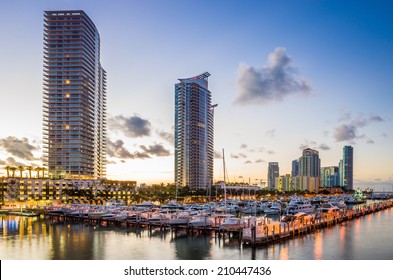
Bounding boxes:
267 162 279 189
275 174 290 192
174 72 214 189
342 145 354 191
296 148 321 192
321 166 340 188
291 159 299 177
299 148 320 177
0 177 136 205
43 10 107 179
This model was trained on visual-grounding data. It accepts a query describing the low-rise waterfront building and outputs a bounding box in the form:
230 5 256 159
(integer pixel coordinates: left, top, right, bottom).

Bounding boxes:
0 177 137 205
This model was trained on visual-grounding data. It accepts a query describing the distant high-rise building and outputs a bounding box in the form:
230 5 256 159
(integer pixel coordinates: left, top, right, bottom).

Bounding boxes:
343 145 353 190
267 162 279 189
299 148 320 177
174 72 214 188
292 159 299 177
297 148 320 192
43 10 107 179
339 159 344 186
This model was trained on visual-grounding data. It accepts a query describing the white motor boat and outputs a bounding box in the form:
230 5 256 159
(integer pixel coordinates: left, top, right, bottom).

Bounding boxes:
290 203 314 215
188 215 213 228
281 212 313 226
318 203 341 213
219 217 245 231
168 212 191 225
264 202 282 215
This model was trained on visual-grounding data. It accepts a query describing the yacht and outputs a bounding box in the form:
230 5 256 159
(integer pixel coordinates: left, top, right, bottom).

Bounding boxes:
168 211 192 225
264 201 282 215
281 212 313 226
289 203 314 215
219 217 245 231
134 201 156 209
188 215 213 228
318 202 340 213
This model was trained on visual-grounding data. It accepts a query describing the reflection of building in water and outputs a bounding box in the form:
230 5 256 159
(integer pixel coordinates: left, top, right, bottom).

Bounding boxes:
172 235 212 260
49 223 96 259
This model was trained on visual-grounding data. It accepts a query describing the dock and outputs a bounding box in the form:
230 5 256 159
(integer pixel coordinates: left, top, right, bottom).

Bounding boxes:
242 200 393 246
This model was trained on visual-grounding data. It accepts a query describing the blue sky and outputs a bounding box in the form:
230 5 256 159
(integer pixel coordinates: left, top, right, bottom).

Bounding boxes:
0 0 392 189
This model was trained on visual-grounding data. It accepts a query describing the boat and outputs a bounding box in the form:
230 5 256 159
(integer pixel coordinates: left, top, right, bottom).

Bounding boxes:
281 212 313 226
188 215 213 228
8 210 40 217
168 211 192 225
318 202 341 213
346 189 367 204
161 200 186 211
147 213 171 224
219 217 245 231
287 203 314 215
264 201 282 215
134 201 156 209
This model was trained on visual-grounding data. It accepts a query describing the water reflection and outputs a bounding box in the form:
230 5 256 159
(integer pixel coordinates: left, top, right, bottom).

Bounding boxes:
1 209 393 260
172 234 212 259
313 232 323 260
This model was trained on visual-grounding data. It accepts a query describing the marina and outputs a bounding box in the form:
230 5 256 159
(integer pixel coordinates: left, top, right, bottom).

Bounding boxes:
2 193 392 260
41 198 393 247
1 200 393 260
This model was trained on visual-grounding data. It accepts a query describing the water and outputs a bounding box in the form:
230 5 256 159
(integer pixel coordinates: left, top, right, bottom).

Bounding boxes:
1 208 393 260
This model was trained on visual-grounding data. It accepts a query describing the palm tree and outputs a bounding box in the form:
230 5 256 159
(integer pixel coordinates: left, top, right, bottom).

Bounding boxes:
5 166 11 177
25 166 33 178
10 167 17 178
34 167 41 178
17 165 24 178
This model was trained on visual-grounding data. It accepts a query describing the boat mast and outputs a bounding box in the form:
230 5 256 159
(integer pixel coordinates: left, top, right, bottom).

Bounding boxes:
223 148 226 184
223 148 227 204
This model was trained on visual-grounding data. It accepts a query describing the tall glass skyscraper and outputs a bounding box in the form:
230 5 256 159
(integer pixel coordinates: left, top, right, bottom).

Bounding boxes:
343 145 353 190
267 162 279 189
174 72 213 189
43 11 107 179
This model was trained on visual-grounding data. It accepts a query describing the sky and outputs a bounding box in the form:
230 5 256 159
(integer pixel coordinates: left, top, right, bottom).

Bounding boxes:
0 0 392 189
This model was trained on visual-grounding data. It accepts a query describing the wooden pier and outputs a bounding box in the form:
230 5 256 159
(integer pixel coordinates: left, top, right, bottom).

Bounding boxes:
242 200 393 246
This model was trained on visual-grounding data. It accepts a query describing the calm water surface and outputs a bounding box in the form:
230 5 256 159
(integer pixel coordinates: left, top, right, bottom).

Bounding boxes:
1 208 392 260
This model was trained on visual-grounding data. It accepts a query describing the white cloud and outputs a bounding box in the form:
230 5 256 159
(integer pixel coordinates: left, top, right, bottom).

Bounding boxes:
235 47 311 105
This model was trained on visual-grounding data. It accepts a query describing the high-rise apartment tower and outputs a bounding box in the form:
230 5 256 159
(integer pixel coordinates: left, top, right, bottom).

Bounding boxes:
43 10 106 179
299 148 320 177
267 162 279 189
342 145 353 190
174 72 214 189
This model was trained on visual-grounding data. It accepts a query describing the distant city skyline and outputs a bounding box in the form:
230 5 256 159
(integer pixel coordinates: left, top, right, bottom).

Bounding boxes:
0 0 392 189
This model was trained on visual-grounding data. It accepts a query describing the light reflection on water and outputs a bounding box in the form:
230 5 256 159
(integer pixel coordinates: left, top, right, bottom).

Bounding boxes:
1 208 392 260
